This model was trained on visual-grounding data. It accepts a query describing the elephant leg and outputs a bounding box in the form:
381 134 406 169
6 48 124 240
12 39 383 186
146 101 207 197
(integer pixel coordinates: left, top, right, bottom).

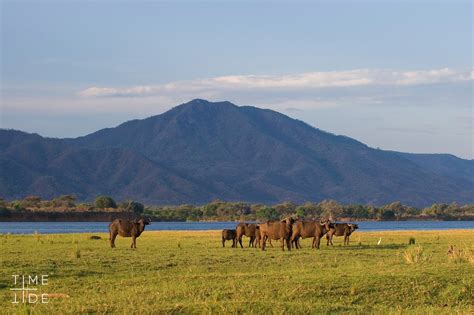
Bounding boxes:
222 237 225 247
238 237 243 248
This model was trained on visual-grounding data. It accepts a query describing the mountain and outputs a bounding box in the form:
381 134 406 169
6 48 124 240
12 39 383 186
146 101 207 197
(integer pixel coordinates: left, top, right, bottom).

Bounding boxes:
1 99 473 206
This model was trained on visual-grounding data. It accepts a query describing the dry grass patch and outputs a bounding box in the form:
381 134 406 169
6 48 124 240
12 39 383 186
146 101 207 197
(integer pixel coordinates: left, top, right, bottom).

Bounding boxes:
403 245 432 264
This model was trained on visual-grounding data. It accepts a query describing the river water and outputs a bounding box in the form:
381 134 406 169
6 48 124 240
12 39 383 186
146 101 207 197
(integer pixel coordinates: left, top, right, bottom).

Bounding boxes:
0 220 473 234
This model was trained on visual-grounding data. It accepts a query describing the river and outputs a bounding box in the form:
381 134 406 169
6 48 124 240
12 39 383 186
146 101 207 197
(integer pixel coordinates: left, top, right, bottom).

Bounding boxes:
0 220 473 234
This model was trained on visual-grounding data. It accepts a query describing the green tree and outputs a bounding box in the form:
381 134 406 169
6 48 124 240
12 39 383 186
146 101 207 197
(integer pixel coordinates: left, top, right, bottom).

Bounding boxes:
295 206 307 218
202 203 218 217
23 196 42 208
256 206 279 220
381 210 395 220
382 201 407 219
273 201 297 216
95 196 117 209
319 199 343 219
52 195 77 208
120 200 145 214
235 202 251 216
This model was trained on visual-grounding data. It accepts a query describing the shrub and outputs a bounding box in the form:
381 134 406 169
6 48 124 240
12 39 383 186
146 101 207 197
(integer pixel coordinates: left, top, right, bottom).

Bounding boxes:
403 245 431 264
256 206 279 220
408 237 416 245
95 196 117 209
447 246 473 264
120 200 144 214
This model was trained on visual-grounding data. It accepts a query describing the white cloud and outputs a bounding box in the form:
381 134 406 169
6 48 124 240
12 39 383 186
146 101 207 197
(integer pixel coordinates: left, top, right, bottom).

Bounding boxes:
79 68 473 98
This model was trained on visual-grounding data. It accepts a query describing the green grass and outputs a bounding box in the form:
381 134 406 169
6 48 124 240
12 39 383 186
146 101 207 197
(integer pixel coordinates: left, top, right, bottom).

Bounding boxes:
0 230 473 314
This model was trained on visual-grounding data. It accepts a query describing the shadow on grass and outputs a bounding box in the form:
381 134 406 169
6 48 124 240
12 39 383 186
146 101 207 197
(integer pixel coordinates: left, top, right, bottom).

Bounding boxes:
326 244 407 250
74 270 103 277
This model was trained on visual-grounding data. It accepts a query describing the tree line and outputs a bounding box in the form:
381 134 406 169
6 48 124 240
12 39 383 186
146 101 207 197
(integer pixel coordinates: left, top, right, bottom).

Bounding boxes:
1 195 473 221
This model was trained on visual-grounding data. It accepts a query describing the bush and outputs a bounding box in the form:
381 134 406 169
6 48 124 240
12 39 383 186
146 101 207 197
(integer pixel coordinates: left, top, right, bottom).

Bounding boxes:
120 200 144 214
95 196 117 209
256 206 279 220
403 245 431 264
52 195 76 208
447 246 473 264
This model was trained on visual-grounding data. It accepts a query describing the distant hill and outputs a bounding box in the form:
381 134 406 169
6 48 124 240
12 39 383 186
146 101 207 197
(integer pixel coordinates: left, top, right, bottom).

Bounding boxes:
1 99 473 206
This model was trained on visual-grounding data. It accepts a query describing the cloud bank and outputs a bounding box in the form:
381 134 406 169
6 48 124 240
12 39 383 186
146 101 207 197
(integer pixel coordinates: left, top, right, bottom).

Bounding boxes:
79 68 473 98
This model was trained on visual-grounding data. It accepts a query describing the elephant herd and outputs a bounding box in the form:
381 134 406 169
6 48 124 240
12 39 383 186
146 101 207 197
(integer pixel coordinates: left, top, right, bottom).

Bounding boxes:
222 218 359 251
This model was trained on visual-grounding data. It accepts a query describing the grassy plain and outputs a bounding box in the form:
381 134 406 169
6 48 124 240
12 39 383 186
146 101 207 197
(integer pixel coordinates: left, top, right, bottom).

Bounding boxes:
0 229 473 314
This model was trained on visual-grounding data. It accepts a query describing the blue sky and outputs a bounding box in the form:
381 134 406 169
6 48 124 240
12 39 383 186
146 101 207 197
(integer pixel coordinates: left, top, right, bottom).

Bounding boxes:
1 1 472 158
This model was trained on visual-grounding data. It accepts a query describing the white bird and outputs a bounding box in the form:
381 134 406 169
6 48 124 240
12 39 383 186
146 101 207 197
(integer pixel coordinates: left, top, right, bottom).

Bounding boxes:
377 237 382 245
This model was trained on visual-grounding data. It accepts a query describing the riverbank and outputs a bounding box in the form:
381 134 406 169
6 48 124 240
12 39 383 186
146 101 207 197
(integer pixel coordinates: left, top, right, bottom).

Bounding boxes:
1 210 473 222
1 230 473 313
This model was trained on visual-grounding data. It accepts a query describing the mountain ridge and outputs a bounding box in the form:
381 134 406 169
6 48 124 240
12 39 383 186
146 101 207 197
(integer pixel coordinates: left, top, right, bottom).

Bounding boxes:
1 99 473 206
